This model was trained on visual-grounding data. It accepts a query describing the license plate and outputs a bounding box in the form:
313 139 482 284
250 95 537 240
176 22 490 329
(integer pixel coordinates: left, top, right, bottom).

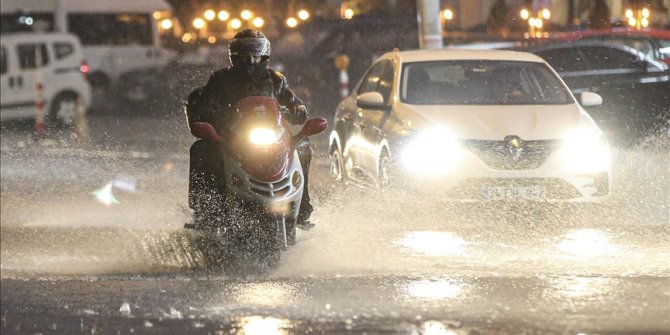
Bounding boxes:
481 185 547 200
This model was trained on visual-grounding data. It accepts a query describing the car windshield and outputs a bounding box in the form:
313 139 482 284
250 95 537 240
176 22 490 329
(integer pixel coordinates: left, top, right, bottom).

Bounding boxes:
400 60 573 105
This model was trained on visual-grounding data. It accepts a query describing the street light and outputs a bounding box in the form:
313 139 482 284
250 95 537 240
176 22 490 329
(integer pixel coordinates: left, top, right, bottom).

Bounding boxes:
240 10 253 21
252 17 264 28
520 8 530 20
343 8 354 19
218 10 229 21
286 17 298 28
230 18 242 29
626 6 651 30
442 9 454 21
193 18 205 29
160 18 173 30
298 9 310 21
520 8 550 38
204 9 215 21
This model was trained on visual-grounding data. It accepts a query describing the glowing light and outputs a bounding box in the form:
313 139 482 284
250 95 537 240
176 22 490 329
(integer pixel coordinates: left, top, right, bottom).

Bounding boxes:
230 18 242 29
181 32 193 43
152 11 161 19
641 17 649 27
405 280 462 299
535 19 543 28
240 10 253 20
397 231 466 256
160 18 172 29
625 9 634 18
541 9 551 20
344 8 354 19
92 182 119 206
642 8 650 18
298 9 310 21
204 9 215 21
559 128 611 173
528 17 537 27
193 18 205 29
208 36 217 44
252 17 265 28
520 9 530 20
217 10 229 21
286 17 298 28
558 229 617 257
250 128 280 145
628 17 637 27
442 9 454 21
401 127 462 176
240 316 288 335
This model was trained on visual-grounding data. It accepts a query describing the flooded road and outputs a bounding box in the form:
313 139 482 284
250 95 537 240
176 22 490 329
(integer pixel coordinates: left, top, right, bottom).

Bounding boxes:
1 114 669 334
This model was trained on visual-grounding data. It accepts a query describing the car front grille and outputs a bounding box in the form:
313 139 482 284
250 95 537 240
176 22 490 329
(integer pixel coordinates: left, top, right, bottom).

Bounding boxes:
462 139 562 170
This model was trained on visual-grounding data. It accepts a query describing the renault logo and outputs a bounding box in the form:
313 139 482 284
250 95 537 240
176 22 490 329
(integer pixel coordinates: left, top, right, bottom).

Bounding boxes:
504 135 524 161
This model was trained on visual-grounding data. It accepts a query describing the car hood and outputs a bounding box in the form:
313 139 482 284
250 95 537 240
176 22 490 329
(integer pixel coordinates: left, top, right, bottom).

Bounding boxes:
399 103 584 140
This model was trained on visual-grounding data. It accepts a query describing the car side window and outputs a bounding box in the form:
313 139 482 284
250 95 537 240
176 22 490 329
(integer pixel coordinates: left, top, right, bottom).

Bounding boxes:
17 43 49 69
358 61 385 95
53 42 74 60
534 48 585 73
0 46 7 75
578 46 641 70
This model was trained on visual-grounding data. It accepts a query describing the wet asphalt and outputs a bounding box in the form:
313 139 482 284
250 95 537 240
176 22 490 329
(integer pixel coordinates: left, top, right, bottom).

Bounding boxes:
1 109 668 334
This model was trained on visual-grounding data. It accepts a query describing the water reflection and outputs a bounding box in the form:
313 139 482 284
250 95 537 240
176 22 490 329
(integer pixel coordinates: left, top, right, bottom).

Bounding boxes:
237 316 289 335
549 276 614 298
557 229 617 257
404 279 463 299
397 231 467 256
420 320 460 335
234 283 298 306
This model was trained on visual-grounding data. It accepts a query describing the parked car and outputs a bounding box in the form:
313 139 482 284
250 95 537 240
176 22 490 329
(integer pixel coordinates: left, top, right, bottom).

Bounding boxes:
520 40 670 144
551 28 670 65
329 49 611 203
1 32 91 127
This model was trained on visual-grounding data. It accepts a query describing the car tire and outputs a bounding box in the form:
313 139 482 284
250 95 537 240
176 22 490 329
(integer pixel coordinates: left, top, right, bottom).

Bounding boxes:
329 145 345 184
378 151 392 190
49 93 82 128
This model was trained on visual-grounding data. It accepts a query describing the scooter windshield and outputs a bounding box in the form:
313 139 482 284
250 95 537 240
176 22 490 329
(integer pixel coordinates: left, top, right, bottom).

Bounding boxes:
229 96 292 182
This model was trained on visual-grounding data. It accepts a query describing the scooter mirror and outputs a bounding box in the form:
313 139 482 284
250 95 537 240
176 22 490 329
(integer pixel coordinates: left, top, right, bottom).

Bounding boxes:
299 118 328 138
190 122 223 141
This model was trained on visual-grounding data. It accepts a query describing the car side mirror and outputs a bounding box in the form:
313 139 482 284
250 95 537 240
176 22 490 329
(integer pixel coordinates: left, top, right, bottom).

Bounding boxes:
298 118 328 138
580 91 603 107
356 91 387 110
190 122 222 141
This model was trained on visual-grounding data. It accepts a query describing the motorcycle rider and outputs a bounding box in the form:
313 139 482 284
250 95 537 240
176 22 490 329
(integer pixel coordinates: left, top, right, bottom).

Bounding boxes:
185 29 314 229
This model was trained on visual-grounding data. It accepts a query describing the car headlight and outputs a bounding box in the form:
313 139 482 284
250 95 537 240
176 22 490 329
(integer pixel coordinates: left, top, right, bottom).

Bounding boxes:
401 127 462 176
559 128 611 173
249 127 283 146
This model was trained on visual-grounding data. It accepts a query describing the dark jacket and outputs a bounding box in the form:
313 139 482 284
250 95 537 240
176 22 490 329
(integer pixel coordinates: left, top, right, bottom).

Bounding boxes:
186 67 308 137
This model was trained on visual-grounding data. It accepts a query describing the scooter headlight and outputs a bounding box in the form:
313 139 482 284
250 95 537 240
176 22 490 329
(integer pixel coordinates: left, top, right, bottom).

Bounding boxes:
249 127 284 146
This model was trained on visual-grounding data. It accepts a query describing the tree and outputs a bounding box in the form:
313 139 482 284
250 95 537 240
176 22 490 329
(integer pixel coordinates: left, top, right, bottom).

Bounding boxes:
588 0 611 30
486 0 510 37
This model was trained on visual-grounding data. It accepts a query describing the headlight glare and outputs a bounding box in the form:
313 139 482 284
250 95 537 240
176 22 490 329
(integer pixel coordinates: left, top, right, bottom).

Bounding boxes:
401 128 461 176
559 130 611 173
249 127 281 146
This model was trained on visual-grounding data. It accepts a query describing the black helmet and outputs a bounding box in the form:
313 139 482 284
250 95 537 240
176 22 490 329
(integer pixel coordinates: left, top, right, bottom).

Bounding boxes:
229 29 271 77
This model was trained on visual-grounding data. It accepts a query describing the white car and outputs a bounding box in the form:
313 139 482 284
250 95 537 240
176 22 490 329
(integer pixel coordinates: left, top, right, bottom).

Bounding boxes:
1 32 91 127
329 49 611 202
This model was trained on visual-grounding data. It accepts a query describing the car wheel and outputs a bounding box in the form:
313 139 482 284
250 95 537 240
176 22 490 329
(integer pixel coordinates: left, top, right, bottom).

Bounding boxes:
329 145 344 183
50 93 82 128
378 151 392 189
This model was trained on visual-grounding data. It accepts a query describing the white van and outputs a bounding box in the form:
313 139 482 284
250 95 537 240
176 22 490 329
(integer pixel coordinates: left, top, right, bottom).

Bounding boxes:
1 32 91 126
0 0 178 91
